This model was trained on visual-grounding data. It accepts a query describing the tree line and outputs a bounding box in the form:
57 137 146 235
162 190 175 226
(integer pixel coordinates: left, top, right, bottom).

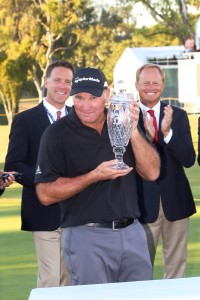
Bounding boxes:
0 0 199 124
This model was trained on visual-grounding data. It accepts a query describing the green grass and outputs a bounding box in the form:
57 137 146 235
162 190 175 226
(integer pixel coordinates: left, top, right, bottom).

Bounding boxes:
0 188 38 300
0 126 37 300
0 117 200 300
153 201 200 279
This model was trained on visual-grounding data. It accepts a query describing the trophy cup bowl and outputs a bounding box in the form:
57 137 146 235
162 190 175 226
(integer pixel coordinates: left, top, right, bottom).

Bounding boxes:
107 92 133 169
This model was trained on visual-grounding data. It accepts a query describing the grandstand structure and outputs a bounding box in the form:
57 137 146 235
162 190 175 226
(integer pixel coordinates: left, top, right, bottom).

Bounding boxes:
114 46 200 113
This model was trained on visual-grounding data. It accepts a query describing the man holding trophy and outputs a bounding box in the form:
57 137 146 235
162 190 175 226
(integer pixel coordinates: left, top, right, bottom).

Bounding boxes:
35 67 160 285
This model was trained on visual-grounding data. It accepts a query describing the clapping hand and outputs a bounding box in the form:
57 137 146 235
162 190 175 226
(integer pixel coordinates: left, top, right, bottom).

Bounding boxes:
143 111 155 142
161 105 173 137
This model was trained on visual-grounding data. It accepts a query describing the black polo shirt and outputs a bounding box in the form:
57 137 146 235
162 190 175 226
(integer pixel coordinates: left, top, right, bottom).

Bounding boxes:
35 106 140 227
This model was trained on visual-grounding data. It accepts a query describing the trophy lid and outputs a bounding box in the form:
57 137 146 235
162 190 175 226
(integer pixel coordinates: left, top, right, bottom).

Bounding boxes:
109 92 131 104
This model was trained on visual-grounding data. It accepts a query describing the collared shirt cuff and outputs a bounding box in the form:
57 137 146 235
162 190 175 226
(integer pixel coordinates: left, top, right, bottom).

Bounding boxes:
164 128 173 144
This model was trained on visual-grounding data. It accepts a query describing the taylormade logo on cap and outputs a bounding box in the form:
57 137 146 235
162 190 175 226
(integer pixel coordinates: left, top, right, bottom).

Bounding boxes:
70 67 108 97
74 77 100 84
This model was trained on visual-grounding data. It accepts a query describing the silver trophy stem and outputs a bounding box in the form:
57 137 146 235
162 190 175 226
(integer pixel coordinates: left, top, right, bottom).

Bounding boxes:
111 146 129 169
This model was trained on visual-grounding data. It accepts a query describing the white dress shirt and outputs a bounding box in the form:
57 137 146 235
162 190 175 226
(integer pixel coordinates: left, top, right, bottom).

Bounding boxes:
139 100 172 144
43 99 67 124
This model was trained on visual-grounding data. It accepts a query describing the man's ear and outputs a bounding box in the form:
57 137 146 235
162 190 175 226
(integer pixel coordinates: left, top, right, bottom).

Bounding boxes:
105 87 111 98
104 88 111 107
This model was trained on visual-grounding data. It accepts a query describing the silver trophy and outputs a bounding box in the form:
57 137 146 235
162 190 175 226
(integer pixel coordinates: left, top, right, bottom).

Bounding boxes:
107 92 133 169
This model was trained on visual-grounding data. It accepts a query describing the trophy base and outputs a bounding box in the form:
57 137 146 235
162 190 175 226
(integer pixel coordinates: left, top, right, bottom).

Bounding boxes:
110 162 130 170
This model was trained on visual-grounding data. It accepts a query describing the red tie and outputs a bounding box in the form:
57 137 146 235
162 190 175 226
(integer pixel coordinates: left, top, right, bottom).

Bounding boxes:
147 109 158 143
56 111 61 121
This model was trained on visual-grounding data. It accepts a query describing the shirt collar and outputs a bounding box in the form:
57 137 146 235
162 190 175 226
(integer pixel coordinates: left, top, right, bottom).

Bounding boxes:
43 99 66 118
139 100 160 115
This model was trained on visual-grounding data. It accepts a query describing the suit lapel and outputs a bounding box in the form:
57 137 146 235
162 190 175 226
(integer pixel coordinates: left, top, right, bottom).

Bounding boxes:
36 101 70 129
158 102 166 142
37 101 51 129
139 109 145 133
159 102 165 129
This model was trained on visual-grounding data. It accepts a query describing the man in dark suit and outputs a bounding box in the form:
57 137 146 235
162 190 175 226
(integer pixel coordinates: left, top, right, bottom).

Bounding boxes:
135 63 196 278
5 60 74 287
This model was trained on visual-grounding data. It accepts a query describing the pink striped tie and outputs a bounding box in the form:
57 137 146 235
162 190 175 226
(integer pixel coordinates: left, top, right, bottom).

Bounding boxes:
56 111 61 121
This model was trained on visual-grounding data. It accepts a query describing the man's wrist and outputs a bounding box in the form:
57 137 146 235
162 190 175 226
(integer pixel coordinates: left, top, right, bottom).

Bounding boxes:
130 127 140 140
164 128 173 143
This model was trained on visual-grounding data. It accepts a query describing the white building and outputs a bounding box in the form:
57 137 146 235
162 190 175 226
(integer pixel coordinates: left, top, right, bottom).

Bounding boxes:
113 46 200 113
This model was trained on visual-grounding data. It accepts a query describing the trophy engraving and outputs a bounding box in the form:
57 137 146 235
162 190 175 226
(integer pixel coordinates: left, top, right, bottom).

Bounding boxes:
107 92 133 169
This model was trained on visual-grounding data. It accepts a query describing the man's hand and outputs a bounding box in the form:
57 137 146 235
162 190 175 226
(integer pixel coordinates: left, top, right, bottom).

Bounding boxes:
161 105 173 137
143 111 155 142
0 171 15 190
129 101 141 138
92 160 133 181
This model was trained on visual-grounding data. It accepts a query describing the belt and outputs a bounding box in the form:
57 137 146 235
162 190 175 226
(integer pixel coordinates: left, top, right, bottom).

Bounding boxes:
83 218 134 230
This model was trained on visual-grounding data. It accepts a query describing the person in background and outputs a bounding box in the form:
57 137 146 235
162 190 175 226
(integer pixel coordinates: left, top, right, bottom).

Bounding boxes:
136 63 196 279
197 117 200 165
35 67 160 285
0 171 15 196
4 60 74 287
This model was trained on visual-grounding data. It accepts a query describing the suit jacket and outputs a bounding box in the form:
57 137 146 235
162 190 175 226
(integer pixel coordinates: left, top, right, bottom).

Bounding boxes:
137 102 196 223
197 117 200 165
5 101 70 231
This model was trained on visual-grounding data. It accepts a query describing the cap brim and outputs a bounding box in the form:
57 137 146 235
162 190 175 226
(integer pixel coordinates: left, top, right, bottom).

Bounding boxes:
70 87 104 97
